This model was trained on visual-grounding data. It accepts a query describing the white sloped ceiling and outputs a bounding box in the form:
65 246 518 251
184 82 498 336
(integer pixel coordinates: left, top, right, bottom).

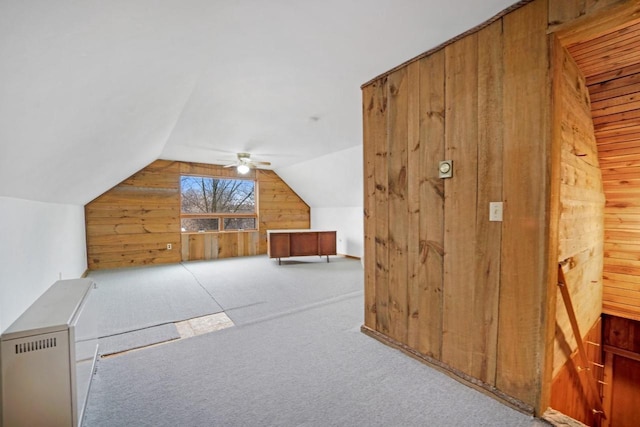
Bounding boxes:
0 0 518 206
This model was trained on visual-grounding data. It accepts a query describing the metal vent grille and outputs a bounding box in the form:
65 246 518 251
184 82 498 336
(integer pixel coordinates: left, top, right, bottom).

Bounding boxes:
15 337 57 354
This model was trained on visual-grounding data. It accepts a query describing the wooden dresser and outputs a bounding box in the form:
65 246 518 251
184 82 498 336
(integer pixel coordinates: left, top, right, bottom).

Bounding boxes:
267 229 336 264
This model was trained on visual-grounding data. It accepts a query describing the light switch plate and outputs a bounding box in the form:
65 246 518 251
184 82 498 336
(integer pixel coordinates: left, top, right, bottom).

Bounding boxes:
489 202 503 222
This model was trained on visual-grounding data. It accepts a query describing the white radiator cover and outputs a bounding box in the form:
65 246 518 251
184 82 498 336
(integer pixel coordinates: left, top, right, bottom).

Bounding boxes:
0 279 98 427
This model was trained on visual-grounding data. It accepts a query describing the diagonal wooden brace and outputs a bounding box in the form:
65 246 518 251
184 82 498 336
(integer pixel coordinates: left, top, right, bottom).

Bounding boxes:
557 264 606 419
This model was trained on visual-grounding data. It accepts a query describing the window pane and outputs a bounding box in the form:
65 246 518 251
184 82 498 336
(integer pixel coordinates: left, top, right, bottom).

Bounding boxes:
223 218 256 230
181 176 255 213
181 218 219 232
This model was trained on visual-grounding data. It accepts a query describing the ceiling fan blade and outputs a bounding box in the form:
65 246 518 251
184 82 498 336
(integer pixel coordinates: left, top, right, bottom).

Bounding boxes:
251 161 271 166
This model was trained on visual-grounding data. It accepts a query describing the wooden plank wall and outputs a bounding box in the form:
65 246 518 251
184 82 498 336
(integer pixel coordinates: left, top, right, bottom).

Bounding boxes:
362 0 550 411
584 46 640 321
553 41 605 375
604 314 640 354
256 169 310 254
86 160 182 269
556 1 640 321
85 160 309 269
497 2 550 408
606 355 640 427
181 231 260 261
548 0 627 30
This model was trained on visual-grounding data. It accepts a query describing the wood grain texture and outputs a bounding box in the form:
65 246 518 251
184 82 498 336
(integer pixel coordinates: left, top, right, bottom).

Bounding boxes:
406 60 421 349
548 0 630 28
386 68 409 344
86 161 308 269
550 317 604 427
552 0 640 45
373 76 391 336
256 169 310 254
554 41 605 377
601 317 640 427
85 160 182 269
181 231 259 261
417 51 445 359
363 84 377 330
543 35 567 414
557 266 607 417
473 20 503 385
497 0 550 407
360 0 640 414
362 0 555 412
603 333 640 427
608 354 640 427
604 314 640 353
442 33 480 378
562 7 640 321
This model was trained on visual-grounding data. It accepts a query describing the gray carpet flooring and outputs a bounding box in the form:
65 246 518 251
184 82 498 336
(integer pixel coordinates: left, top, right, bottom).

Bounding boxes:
98 323 181 356
82 256 547 426
85 264 224 338
181 256 364 325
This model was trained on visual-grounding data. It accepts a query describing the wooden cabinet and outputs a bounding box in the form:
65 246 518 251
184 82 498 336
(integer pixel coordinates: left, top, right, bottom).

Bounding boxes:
268 232 290 259
267 230 336 264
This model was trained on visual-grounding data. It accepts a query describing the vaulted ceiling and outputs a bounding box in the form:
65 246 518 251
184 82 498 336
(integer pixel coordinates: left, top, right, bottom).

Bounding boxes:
0 0 519 205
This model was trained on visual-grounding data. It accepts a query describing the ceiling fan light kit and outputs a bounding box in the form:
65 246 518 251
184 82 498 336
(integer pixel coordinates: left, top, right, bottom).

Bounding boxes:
219 152 272 174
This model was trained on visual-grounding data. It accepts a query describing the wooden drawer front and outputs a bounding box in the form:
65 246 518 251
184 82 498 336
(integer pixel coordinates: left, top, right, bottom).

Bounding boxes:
289 232 318 256
318 231 337 255
268 233 290 258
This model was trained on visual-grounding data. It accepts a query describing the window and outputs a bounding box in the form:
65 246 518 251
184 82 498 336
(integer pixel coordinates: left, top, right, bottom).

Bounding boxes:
180 176 256 232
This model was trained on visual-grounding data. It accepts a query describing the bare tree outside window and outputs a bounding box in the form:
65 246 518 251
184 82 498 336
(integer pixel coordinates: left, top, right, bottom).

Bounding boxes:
180 176 256 232
181 176 255 213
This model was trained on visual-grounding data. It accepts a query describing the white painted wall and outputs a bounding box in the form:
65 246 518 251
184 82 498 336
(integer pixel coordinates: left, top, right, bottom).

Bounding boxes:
276 145 363 258
312 207 363 258
0 197 87 333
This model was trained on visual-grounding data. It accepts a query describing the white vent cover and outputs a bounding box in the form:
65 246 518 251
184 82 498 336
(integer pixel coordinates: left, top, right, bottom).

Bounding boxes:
15 337 57 354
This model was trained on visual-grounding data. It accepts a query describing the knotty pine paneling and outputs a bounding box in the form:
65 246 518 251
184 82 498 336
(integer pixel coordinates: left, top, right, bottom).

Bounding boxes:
256 169 310 254
362 83 378 330
405 61 420 351
181 231 260 261
548 0 628 30
553 42 605 377
497 0 551 408
86 161 309 269
416 51 445 359
564 9 640 321
373 76 391 337
362 0 549 412
442 32 481 378
551 0 640 46
604 314 640 353
386 67 409 344
361 0 640 416
86 160 182 270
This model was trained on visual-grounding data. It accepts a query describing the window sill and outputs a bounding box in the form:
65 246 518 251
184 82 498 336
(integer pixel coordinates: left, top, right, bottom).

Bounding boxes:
181 230 258 235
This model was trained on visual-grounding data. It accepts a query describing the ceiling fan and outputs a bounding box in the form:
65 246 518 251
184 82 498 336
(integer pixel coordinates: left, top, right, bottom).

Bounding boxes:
222 152 271 174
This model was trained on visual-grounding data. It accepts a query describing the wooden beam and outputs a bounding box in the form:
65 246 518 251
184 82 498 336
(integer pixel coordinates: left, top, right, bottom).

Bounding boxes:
604 344 640 363
552 0 640 46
